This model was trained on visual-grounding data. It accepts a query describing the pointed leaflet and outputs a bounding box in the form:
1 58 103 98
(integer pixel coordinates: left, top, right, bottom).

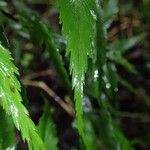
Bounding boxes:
57 0 96 142
0 44 45 150
95 1 133 149
38 104 58 150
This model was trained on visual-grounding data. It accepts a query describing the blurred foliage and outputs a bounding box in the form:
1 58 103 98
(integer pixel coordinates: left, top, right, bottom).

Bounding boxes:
38 101 58 150
0 108 16 150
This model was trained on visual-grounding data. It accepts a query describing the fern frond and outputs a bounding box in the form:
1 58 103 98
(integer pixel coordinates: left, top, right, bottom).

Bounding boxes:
57 0 96 146
38 104 58 150
0 44 45 150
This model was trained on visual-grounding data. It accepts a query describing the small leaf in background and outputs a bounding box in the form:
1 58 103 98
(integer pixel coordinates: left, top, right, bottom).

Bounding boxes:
113 124 134 150
0 108 16 150
57 0 96 146
13 0 71 90
95 0 107 97
0 44 45 150
38 104 58 150
21 53 33 68
93 110 133 150
12 38 22 64
0 25 9 48
84 118 98 150
107 33 146 74
103 0 119 28
107 50 138 74
98 110 120 150
117 75 137 94
108 33 147 54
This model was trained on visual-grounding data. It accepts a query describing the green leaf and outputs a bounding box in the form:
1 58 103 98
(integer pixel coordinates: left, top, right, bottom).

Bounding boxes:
117 75 137 94
103 0 119 28
0 107 16 150
108 33 147 54
98 110 120 150
0 44 45 150
94 3 133 149
95 1 107 98
94 109 133 150
107 50 138 74
38 105 58 150
113 124 134 150
84 118 98 150
103 63 118 98
0 25 9 48
14 0 71 91
57 0 96 146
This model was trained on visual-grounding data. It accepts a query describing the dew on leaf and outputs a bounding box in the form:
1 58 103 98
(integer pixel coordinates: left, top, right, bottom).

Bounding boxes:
94 69 99 80
114 88 118 92
0 92 5 98
82 96 92 112
10 104 19 129
6 146 16 150
106 83 111 89
90 10 97 20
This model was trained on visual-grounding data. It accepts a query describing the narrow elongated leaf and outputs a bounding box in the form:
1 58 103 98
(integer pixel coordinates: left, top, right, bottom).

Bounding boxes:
38 105 58 150
84 118 98 150
0 25 9 48
107 50 138 74
57 0 96 146
98 110 133 150
96 1 107 98
107 34 146 73
94 2 133 149
117 75 137 94
108 33 146 54
0 44 45 150
103 0 118 28
12 0 71 91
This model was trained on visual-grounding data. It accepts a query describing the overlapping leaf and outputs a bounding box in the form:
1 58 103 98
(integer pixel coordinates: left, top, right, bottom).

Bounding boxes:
57 0 96 145
0 44 45 150
38 104 58 150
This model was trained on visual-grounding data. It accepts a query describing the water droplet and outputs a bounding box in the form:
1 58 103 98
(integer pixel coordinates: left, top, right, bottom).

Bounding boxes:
6 146 15 150
73 75 80 89
25 109 29 115
106 83 111 89
90 10 97 20
0 92 5 97
102 76 108 82
96 0 100 7
94 69 99 80
33 127 36 131
10 104 19 129
101 93 106 100
114 88 118 92
54 96 60 102
82 96 92 112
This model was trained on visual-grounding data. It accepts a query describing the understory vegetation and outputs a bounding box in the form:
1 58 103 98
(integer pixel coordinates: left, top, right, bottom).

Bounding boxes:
0 0 150 149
